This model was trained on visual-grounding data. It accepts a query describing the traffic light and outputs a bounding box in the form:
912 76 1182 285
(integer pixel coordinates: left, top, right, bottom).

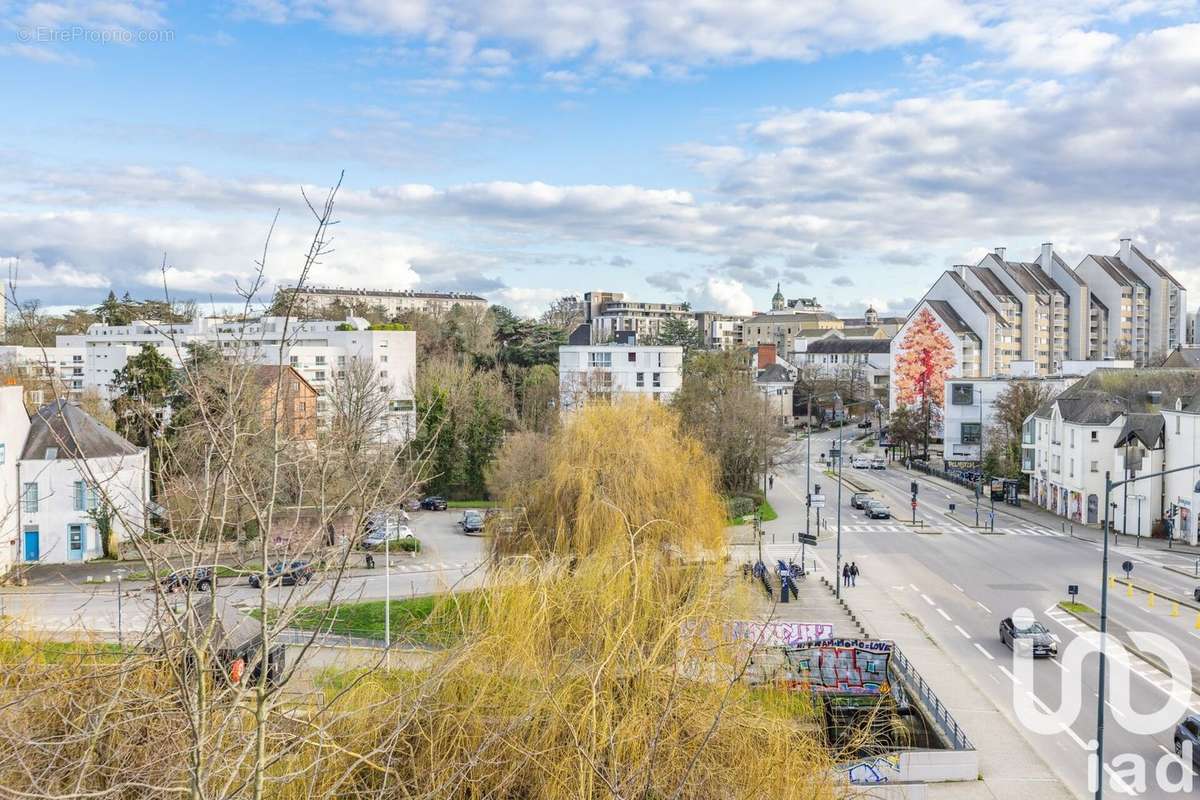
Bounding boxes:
910 481 919 497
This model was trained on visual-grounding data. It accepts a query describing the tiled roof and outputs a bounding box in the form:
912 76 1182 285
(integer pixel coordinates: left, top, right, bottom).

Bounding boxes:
806 339 891 354
1129 244 1185 291
1038 368 1200 425
22 400 141 460
1089 255 1148 289
968 266 1017 300
925 300 977 337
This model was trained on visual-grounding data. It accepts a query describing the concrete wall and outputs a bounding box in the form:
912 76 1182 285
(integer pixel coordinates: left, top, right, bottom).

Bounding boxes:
0 387 31 575
1163 407 1200 544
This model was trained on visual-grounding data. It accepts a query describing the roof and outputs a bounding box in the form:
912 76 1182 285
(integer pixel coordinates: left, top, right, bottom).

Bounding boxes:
287 286 486 302
1114 413 1165 449
806 339 891 354
22 400 141 461
746 311 839 325
1089 255 1147 290
246 364 316 394
837 326 887 339
756 363 792 383
969 266 1018 300
1001 261 1051 295
1025 263 1066 298
1161 347 1200 368
946 271 1006 323
1129 245 1185 291
1089 294 1109 312
924 300 978 338
1034 368 1200 425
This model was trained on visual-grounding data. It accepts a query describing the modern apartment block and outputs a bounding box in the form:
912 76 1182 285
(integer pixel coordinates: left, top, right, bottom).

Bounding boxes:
277 285 487 317
557 335 683 410
583 293 696 343
29 316 418 441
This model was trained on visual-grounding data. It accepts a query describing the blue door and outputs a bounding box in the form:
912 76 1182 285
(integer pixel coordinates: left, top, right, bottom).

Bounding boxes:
68 525 84 561
23 529 39 562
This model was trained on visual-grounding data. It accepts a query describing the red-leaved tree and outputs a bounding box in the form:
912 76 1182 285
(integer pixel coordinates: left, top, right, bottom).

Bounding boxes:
894 306 957 455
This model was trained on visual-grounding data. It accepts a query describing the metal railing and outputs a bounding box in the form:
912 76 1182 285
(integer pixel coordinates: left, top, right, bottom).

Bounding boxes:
891 646 973 751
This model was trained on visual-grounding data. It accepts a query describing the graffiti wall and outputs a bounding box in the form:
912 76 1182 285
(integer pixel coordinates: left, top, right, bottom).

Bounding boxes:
786 638 893 695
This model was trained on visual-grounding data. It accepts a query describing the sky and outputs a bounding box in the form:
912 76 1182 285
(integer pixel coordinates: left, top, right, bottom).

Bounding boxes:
1 1 1199 321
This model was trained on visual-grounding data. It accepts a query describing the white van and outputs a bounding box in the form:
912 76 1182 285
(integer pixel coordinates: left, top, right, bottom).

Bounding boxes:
851 455 871 469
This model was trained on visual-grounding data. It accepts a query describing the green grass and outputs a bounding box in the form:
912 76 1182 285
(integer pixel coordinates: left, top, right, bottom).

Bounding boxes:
757 501 778 522
446 499 498 508
260 592 479 645
1059 601 1095 614
125 563 264 582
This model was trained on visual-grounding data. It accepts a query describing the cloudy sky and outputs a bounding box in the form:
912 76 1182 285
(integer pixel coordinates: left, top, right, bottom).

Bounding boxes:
2 1 1199 319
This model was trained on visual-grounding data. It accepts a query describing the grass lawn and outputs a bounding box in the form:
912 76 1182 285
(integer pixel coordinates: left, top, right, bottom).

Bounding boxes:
757 501 778 522
125 563 263 582
262 593 479 645
446 499 498 509
1059 601 1096 614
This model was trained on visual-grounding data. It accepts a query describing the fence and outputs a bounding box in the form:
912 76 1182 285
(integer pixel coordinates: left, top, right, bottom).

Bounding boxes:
890 646 973 751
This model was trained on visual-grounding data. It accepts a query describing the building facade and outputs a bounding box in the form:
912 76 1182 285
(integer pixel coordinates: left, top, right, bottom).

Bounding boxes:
558 340 684 410
277 286 487 317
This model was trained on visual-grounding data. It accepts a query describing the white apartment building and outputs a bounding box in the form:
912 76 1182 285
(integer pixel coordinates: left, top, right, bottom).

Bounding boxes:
888 299 984 414
0 345 88 402
589 299 695 344
1023 369 1200 537
558 340 684 410
1162 392 1200 544
943 375 1078 465
278 286 487 317
49 316 416 441
796 337 891 402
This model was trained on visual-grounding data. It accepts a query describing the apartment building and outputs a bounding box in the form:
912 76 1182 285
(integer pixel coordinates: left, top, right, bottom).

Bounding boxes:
48 316 416 441
694 311 748 350
558 336 683 410
1023 369 1200 537
278 286 487 317
942 375 1078 465
1075 253 1151 364
0 345 88 404
1162 391 1200 544
796 337 891 402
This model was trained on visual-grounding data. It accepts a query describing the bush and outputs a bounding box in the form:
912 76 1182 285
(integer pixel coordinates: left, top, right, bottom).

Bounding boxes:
335 322 355 331
726 496 757 520
397 537 421 552
369 322 410 331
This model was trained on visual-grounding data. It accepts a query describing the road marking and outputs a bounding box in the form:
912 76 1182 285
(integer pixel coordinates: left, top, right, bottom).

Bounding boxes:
1103 764 1139 795
974 643 995 660
936 608 952 622
976 601 992 614
954 624 971 639
998 665 1022 685
952 583 964 592
909 583 920 592
1028 693 1090 750
921 593 936 606
1157 745 1197 776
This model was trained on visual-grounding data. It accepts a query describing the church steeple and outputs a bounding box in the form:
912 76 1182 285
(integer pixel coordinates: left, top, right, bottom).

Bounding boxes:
771 282 785 311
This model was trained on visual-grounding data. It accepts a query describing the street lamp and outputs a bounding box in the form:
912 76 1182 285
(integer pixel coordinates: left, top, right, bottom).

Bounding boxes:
112 567 128 648
384 524 391 668
834 392 844 599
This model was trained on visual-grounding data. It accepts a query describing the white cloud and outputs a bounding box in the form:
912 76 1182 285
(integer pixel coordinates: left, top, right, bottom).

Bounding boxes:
831 89 894 107
491 286 568 317
687 277 753 315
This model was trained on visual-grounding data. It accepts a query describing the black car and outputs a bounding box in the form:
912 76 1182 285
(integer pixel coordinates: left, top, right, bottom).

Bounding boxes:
420 496 449 511
999 617 1057 658
850 492 873 510
1193 586 1200 603
1175 716 1200 766
460 510 485 534
161 566 213 593
248 560 314 589
864 501 891 520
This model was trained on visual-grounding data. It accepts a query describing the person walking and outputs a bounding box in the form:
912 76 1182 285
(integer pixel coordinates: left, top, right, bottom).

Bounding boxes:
769 474 775 490
842 563 851 588
849 562 859 587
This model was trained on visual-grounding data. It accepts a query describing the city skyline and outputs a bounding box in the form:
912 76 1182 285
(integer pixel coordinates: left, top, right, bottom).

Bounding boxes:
2 2 1198 319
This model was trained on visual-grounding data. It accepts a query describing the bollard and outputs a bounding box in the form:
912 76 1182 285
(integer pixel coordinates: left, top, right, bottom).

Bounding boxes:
1109 575 1116 589
1172 602 1180 618
1126 582 1133 597
1148 592 1156 609
1194 611 1200 630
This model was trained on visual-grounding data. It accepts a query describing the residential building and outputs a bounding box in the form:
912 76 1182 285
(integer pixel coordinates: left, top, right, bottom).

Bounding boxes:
0 386 30 576
752 345 795 427
888 298 984 413
277 285 487 317
796 337 891 403
589 298 695 343
942 376 1077 465
1188 311 1197 345
53 316 417 441
695 312 748 350
1075 253 1152 364
246 365 320 442
0 345 88 403
1162 390 1200 544
558 335 684 410
7 397 149 567
1023 369 1200 534
838 306 906 337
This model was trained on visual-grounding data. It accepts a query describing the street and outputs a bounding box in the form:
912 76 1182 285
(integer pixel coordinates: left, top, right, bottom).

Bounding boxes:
763 427 1200 798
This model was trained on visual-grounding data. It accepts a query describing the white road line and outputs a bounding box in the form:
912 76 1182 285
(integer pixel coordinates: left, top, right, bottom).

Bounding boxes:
921 593 936 606
952 583 964 592
1104 765 1139 796
909 583 919 592
954 624 971 639
998 665 1022 685
936 608 952 621
1157 745 1197 776
1028 693 1090 750
974 643 995 660
976 601 992 614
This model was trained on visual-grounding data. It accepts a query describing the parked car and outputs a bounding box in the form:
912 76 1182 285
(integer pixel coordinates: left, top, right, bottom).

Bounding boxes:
361 520 414 550
460 510 485 534
999 616 1057 658
870 455 886 470
851 455 871 469
857 419 873 429
248 560 314 588
1175 716 1200 766
420 496 449 511
161 566 213 594
1193 586 1200 603
850 491 873 509
403 498 421 512
864 501 891 520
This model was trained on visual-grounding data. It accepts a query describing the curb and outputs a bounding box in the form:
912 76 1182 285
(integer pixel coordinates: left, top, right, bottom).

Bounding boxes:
1164 564 1200 581
1113 577 1200 613
818 575 870 638
1057 604 1200 697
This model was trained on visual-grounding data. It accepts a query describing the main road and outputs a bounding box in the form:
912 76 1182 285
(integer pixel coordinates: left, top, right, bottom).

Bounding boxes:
764 427 1200 799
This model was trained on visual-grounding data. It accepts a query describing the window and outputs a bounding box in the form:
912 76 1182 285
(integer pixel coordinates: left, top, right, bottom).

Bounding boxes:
313 370 325 381
74 481 86 511
636 372 645 388
379 370 388 378
290 355 299 366
337 355 346 366
1090 460 1099 473
1091 431 1098 442
298 401 306 413
652 372 661 388
380 355 388 363
0 443 4 465
960 422 981 445
589 352 612 368
627 352 637 363
315 355 326 365
1069 429 1075 448
72 355 82 363
389 399 415 411
1069 460 1074 478
69 524 83 553
951 384 975 405
22 483 38 513
44 448 57 459
1178 416 1182 435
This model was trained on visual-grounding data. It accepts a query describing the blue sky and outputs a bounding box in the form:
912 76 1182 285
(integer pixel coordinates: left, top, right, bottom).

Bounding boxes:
2 1 1199 320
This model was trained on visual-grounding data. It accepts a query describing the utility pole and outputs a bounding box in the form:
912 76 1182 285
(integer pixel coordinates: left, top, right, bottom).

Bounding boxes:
805 393 813 539
835 392 844 600
1096 471 1111 800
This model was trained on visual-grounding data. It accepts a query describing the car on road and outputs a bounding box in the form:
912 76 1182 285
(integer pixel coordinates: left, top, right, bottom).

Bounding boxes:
1174 716 1200 766
362 523 414 550
161 566 213 594
999 616 1057 658
851 455 871 469
856 419 872 429
420 496 449 511
870 455 886 470
460 510 485 534
864 501 891 519
248 560 314 589
1193 586 1200 603
850 491 873 509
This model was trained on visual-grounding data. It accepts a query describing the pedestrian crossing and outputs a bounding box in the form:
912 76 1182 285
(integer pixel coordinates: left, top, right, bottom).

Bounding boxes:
838 523 1063 537
378 560 481 573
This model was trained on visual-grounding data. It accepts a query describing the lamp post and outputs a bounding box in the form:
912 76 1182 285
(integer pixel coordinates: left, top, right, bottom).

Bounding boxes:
834 392 844 600
112 567 128 648
384 526 391 668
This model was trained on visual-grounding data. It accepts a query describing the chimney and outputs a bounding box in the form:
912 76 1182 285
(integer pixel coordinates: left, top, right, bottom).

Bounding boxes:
758 343 777 368
994 246 1006 261
954 265 967 279
1120 238 1132 262
1040 242 1053 269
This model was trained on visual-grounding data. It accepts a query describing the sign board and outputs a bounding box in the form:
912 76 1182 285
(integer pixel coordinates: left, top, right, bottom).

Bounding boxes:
911 499 917 510
798 533 818 546
811 494 826 509
1122 560 1133 577
786 638 893 695
1068 584 1079 598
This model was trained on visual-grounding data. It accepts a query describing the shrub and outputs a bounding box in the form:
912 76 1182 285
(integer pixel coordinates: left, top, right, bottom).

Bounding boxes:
726 496 757 519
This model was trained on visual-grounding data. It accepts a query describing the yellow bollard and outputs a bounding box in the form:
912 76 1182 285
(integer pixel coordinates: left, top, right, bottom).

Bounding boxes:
1109 575 1116 589
1172 602 1180 618
1194 611 1200 630
1148 592 1156 609
1127 582 1134 597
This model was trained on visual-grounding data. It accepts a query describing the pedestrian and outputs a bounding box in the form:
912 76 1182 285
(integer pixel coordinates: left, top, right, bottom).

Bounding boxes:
365 553 375 569
849 562 859 587
769 474 775 490
842 563 850 587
